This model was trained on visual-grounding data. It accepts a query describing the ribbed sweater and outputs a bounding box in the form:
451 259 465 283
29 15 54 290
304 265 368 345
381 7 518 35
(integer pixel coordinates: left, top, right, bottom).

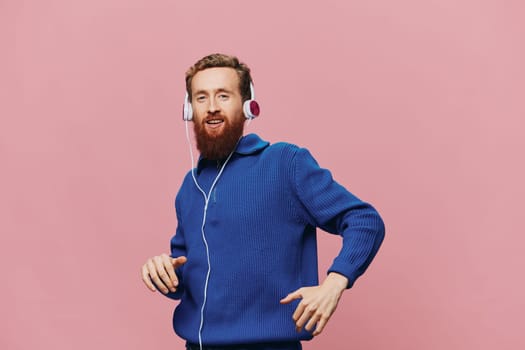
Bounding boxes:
166 133 385 345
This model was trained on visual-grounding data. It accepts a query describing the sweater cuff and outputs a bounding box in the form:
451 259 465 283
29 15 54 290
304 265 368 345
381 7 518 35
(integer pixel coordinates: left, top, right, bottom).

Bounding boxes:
327 266 356 289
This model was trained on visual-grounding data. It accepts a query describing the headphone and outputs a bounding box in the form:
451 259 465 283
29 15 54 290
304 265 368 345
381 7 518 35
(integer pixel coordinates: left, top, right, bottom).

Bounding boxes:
182 82 260 121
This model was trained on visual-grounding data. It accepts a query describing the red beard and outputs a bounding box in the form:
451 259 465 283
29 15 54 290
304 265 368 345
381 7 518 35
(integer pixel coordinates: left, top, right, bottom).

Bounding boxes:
193 115 245 160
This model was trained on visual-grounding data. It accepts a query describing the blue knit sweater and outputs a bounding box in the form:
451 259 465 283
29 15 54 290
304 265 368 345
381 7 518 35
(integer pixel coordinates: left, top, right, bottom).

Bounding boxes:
166 133 384 345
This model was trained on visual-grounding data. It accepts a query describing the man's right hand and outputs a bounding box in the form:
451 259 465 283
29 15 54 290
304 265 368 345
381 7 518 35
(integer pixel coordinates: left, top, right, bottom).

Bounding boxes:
141 254 187 294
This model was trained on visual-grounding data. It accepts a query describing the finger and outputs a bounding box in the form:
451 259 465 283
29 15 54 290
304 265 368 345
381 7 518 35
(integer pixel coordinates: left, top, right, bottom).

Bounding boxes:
295 304 315 331
305 312 321 332
154 256 176 293
280 290 301 304
160 254 178 287
172 256 187 269
313 314 330 336
141 264 156 292
291 296 307 321
147 259 170 294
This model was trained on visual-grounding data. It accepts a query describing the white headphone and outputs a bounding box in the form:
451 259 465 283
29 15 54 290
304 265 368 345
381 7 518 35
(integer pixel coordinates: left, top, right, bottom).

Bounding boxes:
182 82 260 121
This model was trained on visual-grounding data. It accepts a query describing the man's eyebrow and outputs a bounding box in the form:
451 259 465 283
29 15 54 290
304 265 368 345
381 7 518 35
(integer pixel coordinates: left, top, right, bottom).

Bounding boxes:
193 89 208 96
216 88 233 94
193 88 234 96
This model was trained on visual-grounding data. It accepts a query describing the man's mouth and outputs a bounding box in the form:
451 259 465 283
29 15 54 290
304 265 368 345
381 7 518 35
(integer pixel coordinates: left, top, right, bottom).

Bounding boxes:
205 118 224 129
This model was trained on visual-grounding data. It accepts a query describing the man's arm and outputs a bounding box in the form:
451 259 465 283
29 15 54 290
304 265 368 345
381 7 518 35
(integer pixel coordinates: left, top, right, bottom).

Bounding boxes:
141 196 189 299
282 147 385 335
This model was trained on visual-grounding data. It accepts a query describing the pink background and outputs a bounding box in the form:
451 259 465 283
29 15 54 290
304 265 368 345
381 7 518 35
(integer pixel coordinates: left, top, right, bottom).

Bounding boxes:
1 1 524 349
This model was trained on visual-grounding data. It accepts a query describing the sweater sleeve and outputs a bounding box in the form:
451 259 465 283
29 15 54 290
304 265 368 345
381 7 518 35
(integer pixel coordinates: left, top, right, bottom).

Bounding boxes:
164 196 187 300
291 147 385 288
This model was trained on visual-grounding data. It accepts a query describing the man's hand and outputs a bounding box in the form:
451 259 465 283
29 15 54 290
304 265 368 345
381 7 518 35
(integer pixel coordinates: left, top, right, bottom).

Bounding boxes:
141 254 187 294
280 272 348 336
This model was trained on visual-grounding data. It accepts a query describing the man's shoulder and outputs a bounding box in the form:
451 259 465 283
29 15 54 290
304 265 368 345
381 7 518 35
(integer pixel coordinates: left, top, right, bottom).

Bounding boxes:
258 140 302 163
264 139 317 163
268 140 299 150
237 133 300 159
244 132 317 149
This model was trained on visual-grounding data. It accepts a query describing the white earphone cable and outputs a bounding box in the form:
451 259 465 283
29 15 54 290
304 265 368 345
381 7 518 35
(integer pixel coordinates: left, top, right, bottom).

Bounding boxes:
184 120 236 350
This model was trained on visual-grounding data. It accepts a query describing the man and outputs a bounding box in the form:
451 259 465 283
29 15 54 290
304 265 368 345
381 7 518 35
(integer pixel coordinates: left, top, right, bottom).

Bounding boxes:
141 53 385 350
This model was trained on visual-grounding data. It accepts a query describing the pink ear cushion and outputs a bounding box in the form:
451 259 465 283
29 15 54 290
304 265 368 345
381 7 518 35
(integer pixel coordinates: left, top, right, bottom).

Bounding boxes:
244 100 260 119
249 100 260 117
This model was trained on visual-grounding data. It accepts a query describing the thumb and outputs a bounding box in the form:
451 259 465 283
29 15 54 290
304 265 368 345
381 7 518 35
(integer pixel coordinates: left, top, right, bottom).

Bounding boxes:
280 289 302 304
172 256 187 268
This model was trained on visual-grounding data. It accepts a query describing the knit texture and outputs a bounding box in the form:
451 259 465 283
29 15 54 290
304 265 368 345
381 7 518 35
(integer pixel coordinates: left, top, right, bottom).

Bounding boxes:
166 133 385 345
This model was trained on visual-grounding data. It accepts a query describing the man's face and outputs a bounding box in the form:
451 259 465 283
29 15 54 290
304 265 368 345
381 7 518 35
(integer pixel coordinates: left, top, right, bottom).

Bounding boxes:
191 67 245 160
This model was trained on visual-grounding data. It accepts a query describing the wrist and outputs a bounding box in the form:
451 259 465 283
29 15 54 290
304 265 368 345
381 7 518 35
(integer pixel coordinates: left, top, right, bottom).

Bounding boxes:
326 272 349 291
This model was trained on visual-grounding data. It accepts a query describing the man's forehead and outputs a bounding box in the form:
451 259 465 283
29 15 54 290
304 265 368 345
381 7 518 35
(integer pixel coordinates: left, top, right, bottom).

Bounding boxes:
191 67 240 92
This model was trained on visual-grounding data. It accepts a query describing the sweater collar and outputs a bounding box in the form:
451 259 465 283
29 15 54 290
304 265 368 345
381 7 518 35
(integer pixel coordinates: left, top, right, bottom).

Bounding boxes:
196 133 269 171
234 133 270 155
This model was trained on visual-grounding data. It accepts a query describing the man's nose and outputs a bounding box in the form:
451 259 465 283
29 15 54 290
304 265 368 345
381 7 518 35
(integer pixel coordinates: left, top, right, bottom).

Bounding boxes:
208 98 220 114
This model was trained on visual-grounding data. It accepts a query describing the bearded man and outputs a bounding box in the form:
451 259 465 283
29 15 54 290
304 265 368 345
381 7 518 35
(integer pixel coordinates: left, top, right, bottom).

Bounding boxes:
141 53 385 350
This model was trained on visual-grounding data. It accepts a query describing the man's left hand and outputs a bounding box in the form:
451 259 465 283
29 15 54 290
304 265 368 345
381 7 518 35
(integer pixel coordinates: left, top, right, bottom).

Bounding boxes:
280 272 348 336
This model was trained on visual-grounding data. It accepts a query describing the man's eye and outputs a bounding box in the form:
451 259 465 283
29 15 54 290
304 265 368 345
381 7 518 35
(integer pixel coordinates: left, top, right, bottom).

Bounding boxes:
196 96 206 102
219 94 229 100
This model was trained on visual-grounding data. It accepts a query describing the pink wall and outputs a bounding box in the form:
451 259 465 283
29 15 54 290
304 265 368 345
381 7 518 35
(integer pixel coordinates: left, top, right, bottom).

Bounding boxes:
2 1 524 349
